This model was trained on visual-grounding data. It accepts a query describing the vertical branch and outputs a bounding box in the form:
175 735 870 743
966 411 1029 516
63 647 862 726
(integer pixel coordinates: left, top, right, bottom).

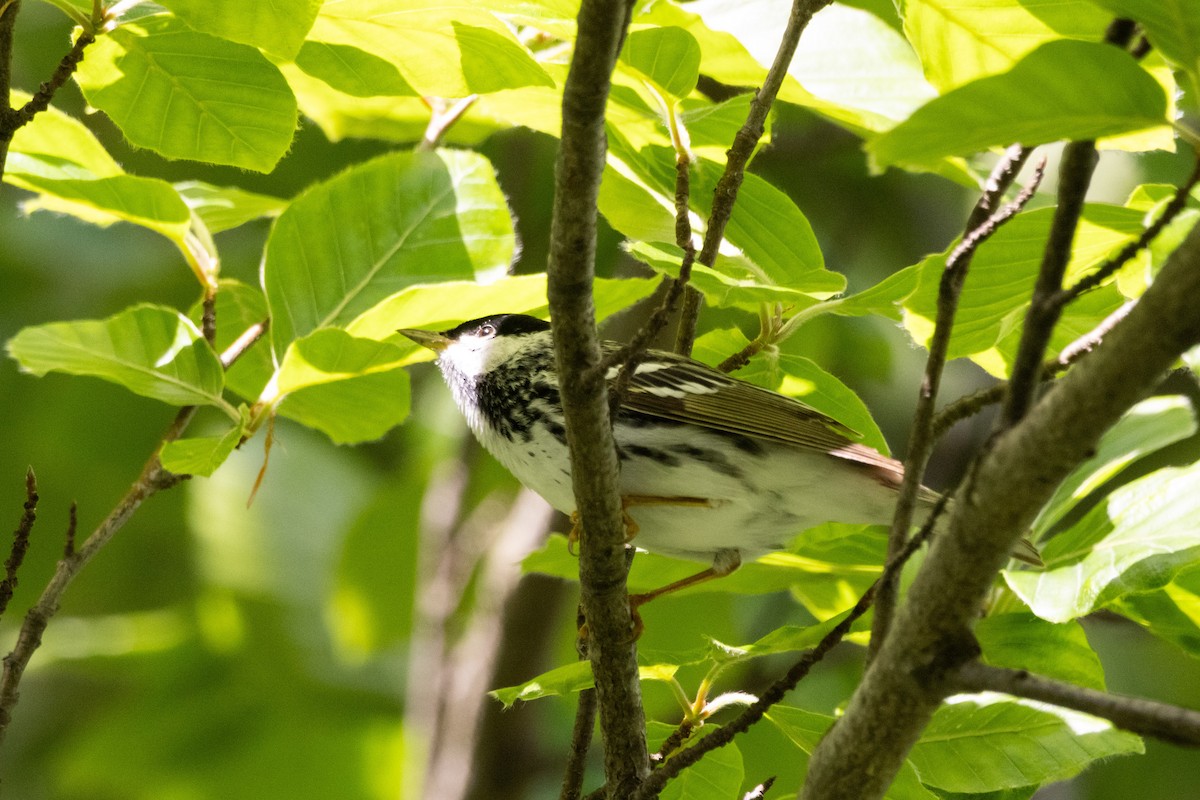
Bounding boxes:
0 0 20 175
1001 140 1098 425
674 0 835 355
867 146 1034 660
547 0 649 796
0 469 37 620
801 218 1200 800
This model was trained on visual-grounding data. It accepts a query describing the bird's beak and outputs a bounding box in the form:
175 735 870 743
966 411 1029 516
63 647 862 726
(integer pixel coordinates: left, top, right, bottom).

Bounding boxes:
398 328 451 353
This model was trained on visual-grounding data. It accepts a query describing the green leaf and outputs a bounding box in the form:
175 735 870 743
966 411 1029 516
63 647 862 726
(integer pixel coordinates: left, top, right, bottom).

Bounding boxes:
1035 396 1197 535
344 274 659 342
604 133 842 295
156 0 321 59
620 26 702 98
6 305 231 412
1006 459 1200 623
909 697 1142 792
1113 563 1200 658
294 42 417 98
74 14 297 172
174 181 286 235
489 661 678 708
1089 0 1200 107
899 0 1109 90
707 611 859 663
869 40 1169 169
7 89 120 177
650 722 744 800
902 205 1145 374
271 330 412 445
309 1 553 96
189 280 273 402
159 423 245 477
975 613 1106 690
262 149 514 358
768 706 937 799
683 0 937 130
627 242 827 310
8 162 191 241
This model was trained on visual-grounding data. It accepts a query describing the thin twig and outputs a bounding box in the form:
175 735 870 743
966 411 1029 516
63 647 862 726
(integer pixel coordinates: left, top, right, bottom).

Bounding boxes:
955 662 1200 747
417 95 479 151
743 777 777 800
547 0 649 794
201 289 218 345
651 719 696 765
1000 18 1137 426
12 31 95 128
0 469 37 620
62 502 76 559
219 318 269 369
602 153 698 406
0 320 268 748
931 298 1137 437
1055 155 1200 306
630 499 945 800
868 145 1035 662
674 0 836 355
0 0 21 176
559 687 598 800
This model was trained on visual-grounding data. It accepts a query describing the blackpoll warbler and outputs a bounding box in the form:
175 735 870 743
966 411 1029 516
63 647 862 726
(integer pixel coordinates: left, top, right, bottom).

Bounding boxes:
401 314 1038 601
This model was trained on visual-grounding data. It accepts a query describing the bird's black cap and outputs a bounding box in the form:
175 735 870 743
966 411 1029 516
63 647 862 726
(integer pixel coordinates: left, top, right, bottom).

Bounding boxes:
443 314 551 339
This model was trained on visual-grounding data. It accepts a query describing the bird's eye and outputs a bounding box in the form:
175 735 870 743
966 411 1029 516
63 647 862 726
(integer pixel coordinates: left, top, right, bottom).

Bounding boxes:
479 323 497 337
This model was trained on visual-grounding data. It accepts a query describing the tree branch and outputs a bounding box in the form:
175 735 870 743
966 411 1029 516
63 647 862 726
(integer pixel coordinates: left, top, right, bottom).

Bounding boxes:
1054 155 1200 307
801 217 1200 800
559 687 598 800
0 468 37 620
547 0 648 795
868 145 1036 661
955 661 1200 747
0 10 96 178
0 0 20 176
674 0 835 355
631 501 944 800
0 320 268 749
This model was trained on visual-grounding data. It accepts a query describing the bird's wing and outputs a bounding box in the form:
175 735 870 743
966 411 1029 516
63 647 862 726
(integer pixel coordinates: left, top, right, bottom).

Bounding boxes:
610 349 902 474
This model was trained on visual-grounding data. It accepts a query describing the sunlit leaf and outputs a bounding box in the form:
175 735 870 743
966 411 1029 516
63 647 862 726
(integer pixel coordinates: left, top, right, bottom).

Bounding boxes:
620 26 702 99
7 304 230 411
870 41 1169 169
489 661 679 708
910 696 1142 792
160 423 245 476
1006 460 1200 622
344 275 659 342
157 0 321 59
1035 396 1197 535
271 330 412 444
898 0 1109 90
975 613 1106 690
262 149 514 358
294 41 417 97
1113 563 1200 659
74 14 297 172
768 706 937 799
174 181 286 235
309 1 553 96
1090 0 1200 107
